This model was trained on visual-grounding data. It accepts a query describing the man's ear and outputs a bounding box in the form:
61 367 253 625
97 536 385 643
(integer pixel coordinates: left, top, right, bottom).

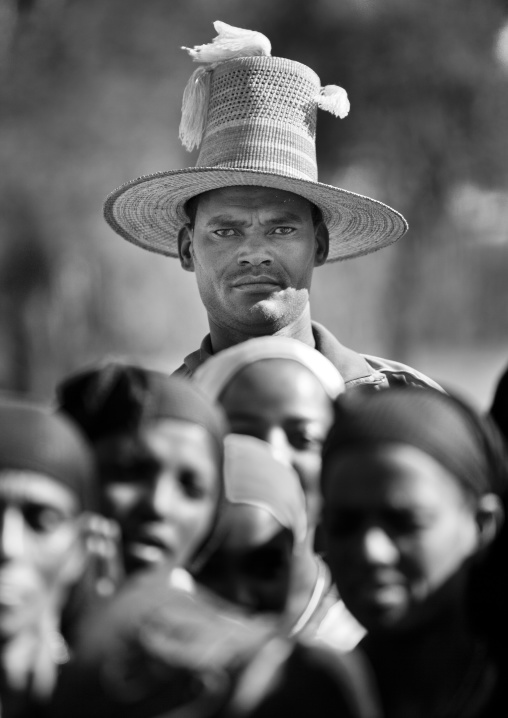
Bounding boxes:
475 493 504 551
314 221 329 267
178 225 195 273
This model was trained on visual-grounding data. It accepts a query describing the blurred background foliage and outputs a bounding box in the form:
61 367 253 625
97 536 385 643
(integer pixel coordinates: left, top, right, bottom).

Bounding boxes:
1 0 508 406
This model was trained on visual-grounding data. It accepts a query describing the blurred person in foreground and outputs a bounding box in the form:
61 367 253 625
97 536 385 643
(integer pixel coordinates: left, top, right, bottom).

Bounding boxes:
489 361 508 444
321 387 508 717
199 433 364 652
57 362 228 585
194 336 364 650
0 398 97 717
103 21 441 392
52 569 380 718
198 433 308 618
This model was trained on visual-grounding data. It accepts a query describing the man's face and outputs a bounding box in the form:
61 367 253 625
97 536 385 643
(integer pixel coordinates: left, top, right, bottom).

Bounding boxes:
178 186 328 332
97 419 221 575
322 444 480 634
0 471 84 639
197 503 293 614
220 359 334 528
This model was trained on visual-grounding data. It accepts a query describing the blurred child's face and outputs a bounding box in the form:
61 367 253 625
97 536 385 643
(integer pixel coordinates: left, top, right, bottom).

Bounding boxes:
0 471 84 639
197 503 294 614
220 359 333 528
97 419 221 575
322 443 480 634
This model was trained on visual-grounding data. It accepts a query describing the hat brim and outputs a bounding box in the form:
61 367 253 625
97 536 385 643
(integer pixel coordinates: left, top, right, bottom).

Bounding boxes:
104 167 408 262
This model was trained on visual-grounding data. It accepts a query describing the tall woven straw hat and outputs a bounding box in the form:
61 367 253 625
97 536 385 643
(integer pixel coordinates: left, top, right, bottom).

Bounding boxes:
104 22 408 262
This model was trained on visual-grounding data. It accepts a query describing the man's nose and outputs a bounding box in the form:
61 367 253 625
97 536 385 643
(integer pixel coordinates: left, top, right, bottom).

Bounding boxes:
360 526 398 566
237 234 273 266
0 507 25 561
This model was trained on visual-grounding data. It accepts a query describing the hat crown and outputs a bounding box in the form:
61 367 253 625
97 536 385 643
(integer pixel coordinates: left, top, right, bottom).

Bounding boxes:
197 56 321 181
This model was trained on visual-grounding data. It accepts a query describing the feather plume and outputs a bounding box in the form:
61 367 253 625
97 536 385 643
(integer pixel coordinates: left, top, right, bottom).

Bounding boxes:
179 66 212 151
182 20 271 64
316 85 350 119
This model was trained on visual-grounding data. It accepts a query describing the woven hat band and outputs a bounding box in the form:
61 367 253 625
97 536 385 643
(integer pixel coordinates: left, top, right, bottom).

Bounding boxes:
197 120 318 180
196 56 320 179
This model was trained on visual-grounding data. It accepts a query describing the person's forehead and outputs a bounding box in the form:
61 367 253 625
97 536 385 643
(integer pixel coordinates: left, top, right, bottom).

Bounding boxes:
223 359 330 405
0 470 79 512
142 419 220 468
324 443 467 509
195 186 313 216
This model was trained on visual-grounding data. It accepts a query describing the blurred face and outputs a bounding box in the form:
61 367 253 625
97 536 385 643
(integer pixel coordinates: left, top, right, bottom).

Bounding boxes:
0 471 83 640
179 186 328 332
322 444 480 634
97 420 221 575
198 503 293 613
220 359 333 527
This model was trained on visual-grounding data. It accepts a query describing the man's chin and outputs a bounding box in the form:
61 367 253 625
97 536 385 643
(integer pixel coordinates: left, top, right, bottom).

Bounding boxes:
247 289 308 324
248 297 286 323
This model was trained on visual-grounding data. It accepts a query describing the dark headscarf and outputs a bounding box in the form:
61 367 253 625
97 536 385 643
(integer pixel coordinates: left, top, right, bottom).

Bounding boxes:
0 397 96 510
489 362 508 445
56 362 228 459
323 387 508 499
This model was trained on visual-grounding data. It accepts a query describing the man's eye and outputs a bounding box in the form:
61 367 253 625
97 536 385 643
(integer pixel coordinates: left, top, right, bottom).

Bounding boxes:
271 227 295 236
213 228 239 238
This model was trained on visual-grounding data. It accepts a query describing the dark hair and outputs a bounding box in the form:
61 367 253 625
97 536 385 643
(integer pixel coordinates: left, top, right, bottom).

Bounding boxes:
184 192 324 229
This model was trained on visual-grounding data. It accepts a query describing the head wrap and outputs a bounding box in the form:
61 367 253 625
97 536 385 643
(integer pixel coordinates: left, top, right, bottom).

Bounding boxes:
0 397 96 510
323 387 508 499
57 362 228 456
224 434 307 544
193 337 345 402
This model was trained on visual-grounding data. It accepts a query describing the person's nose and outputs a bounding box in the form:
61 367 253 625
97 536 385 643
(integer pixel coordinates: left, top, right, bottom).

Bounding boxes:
0 507 25 562
237 233 273 267
263 427 293 465
144 474 181 520
360 526 398 566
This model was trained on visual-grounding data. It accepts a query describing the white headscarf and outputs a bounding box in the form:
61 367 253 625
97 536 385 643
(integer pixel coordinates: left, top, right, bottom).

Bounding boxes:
224 434 307 544
193 336 345 401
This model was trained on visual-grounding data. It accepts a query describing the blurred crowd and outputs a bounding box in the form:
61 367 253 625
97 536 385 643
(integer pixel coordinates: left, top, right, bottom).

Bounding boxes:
0 348 506 718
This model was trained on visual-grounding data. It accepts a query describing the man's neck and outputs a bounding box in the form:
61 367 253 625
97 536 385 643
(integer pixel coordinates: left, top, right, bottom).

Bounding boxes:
208 305 315 354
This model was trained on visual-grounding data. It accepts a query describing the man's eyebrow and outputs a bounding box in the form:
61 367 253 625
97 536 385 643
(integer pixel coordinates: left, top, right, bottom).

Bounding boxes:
266 212 305 224
204 212 306 227
205 215 248 227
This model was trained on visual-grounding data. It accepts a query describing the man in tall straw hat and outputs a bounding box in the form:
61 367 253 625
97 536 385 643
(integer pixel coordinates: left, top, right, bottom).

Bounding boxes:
104 21 439 390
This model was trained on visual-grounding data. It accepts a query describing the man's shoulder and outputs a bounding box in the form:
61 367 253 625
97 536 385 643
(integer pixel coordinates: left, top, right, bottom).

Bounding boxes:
362 353 444 391
171 336 214 379
172 361 194 379
172 325 443 391
312 322 443 391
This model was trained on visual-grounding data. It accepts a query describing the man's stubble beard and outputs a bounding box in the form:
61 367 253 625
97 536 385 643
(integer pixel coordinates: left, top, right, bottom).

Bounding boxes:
246 287 310 331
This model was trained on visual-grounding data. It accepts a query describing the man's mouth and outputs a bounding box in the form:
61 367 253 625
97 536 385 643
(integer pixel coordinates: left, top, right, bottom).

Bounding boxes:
231 275 282 292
